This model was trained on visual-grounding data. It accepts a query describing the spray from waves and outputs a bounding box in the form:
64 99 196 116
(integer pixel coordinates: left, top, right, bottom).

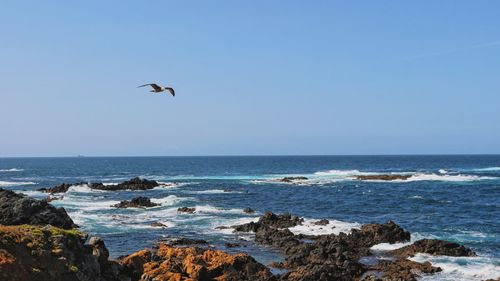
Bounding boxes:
410 254 500 281
0 168 24 172
393 173 494 182
288 218 361 236
0 180 36 187
314 169 368 177
472 167 500 172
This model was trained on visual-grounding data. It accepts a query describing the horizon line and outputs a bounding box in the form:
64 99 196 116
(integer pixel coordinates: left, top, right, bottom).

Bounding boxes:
1 153 500 159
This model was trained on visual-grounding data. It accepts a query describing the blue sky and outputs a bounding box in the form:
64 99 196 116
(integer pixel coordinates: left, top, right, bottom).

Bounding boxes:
1 1 499 156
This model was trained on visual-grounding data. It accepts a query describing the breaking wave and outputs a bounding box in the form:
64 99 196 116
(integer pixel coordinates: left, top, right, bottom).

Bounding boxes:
0 180 36 187
0 168 24 172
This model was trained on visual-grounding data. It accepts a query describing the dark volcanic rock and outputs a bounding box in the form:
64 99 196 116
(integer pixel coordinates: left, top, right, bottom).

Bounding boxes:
90 177 159 191
243 207 255 214
177 206 196 213
234 212 303 232
166 237 208 246
369 258 442 281
38 183 79 194
279 176 309 183
112 196 160 208
314 219 330 226
0 188 77 229
150 222 168 228
355 174 412 181
390 239 477 257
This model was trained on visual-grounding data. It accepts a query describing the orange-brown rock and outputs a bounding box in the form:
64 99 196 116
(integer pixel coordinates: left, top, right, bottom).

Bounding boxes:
121 243 275 281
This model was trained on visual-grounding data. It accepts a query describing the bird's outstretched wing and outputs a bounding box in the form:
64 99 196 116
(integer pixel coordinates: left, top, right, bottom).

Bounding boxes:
165 87 175 96
138 83 161 91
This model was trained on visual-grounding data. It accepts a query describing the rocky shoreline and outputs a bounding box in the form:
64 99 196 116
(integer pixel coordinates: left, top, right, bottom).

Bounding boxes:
0 183 494 281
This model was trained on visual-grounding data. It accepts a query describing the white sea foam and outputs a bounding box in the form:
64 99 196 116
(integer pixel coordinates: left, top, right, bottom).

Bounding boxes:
150 195 183 206
439 169 448 174
410 254 500 281
314 169 365 176
398 173 494 182
193 205 244 214
288 218 361 236
370 241 413 251
0 168 24 172
190 189 243 194
472 167 500 172
0 180 36 186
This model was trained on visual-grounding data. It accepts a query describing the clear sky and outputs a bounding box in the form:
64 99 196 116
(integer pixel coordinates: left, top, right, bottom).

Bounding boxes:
1 1 499 156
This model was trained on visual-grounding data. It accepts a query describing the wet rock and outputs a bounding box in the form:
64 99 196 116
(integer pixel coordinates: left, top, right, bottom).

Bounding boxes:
314 219 330 226
38 183 80 194
355 174 412 181
0 188 77 229
225 242 242 248
166 237 208 246
234 212 303 233
150 222 168 228
390 239 477 257
90 177 159 191
279 177 309 183
215 226 231 230
371 258 441 281
177 206 196 213
243 207 255 214
113 196 160 208
120 243 275 281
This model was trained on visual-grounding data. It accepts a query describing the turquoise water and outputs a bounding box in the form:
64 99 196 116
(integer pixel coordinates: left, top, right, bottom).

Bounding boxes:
1 155 499 280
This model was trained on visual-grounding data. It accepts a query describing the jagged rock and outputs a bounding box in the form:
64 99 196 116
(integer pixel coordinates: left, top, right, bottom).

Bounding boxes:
234 212 303 232
90 177 159 191
390 239 477 257
165 237 208 246
355 174 412 181
38 183 81 194
314 219 329 226
120 243 275 281
279 177 309 183
243 207 255 214
0 188 76 229
371 258 441 281
177 207 196 213
112 197 159 208
0 225 127 281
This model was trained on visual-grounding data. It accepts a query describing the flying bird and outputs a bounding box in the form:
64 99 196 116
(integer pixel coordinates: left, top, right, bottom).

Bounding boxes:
138 83 175 96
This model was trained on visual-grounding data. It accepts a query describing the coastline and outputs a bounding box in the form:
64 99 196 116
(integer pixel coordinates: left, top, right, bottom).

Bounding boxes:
1 177 497 281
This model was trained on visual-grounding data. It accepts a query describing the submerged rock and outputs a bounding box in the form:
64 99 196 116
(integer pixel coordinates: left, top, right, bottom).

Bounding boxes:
0 188 76 229
243 207 255 214
113 196 160 208
177 206 196 213
355 174 412 181
150 222 168 228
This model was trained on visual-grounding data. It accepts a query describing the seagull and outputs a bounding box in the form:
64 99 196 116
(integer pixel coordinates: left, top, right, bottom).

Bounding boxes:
138 83 175 96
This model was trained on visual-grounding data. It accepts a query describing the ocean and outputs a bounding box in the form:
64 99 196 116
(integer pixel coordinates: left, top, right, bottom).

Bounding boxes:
0 155 499 280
